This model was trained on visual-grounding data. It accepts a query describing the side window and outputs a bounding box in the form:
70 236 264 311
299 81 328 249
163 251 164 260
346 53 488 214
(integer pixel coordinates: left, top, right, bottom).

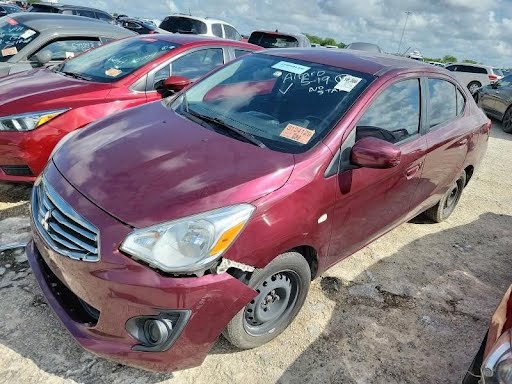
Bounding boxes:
224 25 241 40
153 64 171 90
428 78 457 128
356 79 421 143
75 10 96 18
30 39 101 62
234 49 252 58
445 65 456 72
473 67 488 74
171 48 224 80
212 23 223 38
96 12 113 23
456 88 465 116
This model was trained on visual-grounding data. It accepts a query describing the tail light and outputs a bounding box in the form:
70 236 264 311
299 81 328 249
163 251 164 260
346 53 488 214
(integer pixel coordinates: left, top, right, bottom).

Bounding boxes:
489 74 498 82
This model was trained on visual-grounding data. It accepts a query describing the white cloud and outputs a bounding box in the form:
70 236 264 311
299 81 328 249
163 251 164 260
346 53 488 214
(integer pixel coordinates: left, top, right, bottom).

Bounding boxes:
64 0 512 66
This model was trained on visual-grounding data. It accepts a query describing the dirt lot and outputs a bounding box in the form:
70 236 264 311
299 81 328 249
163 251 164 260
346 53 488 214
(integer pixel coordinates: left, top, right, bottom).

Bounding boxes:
0 122 511 384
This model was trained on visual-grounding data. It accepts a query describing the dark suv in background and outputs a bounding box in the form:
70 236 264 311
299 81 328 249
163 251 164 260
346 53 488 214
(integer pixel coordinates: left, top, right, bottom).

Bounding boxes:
28 3 115 24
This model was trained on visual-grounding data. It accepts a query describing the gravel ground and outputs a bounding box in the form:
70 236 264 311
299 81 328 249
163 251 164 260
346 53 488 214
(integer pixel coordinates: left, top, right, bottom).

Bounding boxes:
0 122 511 384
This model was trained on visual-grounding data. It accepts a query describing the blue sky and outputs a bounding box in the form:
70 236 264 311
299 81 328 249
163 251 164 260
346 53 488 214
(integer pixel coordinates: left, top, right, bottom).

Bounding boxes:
65 0 512 67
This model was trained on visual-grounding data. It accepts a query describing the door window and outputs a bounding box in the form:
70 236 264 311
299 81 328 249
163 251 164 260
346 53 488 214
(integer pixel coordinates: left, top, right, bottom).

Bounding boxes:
30 38 101 61
428 79 457 128
212 23 223 38
74 9 96 19
153 64 170 90
357 79 421 143
96 12 113 23
171 48 224 80
224 24 241 40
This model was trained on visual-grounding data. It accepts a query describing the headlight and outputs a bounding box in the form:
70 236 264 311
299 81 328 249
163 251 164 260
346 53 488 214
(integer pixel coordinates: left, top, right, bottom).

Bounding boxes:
120 204 255 274
0 109 68 131
49 129 81 159
482 330 512 383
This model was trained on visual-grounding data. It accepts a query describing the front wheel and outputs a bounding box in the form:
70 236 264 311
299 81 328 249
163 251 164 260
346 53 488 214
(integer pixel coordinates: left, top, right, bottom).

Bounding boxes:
223 252 311 349
502 108 512 133
424 172 467 223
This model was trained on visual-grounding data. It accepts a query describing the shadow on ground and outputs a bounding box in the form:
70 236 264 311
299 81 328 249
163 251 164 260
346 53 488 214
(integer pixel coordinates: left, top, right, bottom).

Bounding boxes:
277 212 512 383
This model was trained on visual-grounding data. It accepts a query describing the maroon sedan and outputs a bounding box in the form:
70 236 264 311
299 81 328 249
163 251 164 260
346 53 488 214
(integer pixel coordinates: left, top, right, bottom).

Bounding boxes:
0 34 259 182
27 49 491 372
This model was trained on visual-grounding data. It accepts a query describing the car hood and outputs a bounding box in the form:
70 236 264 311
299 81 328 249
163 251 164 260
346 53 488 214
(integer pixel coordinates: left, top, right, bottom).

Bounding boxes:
0 69 112 116
53 101 295 228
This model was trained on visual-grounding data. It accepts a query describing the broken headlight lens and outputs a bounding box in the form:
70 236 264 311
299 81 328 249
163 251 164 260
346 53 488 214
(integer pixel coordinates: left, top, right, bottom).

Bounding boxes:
482 330 512 383
120 204 255 274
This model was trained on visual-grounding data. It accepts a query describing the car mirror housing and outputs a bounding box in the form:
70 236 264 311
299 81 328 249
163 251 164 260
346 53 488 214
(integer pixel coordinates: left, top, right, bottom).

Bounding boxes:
34 50 52 66
350 137 401 169
164 76 191 92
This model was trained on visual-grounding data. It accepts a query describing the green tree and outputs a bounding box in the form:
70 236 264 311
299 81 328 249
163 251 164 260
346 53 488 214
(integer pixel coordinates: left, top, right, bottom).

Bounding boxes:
463 59 477 64
443 55 457 63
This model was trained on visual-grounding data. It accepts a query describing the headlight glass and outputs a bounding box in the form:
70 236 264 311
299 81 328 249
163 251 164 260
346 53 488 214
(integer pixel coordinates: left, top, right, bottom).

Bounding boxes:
0 109 68 131
120 204 255 274
482 330 512 383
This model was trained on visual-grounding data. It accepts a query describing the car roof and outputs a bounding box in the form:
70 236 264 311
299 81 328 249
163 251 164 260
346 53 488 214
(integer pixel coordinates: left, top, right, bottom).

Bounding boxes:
163 14 236 28
30 2 106 12
126 33 259 48
10 13 134 37
259 48 436 76
250 30 307 39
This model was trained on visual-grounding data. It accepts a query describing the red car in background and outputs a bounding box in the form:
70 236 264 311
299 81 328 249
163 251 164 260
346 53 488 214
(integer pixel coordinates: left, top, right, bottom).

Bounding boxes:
28 49 490 372
0 34 260 182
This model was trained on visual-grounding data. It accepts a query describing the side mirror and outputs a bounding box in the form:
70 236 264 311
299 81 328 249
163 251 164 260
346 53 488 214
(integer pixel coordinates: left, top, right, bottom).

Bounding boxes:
157 75 192 98
33 50 52 66
491 82 499 89
351 137 401 169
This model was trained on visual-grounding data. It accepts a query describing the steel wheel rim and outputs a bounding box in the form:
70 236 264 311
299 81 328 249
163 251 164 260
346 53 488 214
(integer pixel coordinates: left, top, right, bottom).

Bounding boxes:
443 182 460 214
244 270 300 336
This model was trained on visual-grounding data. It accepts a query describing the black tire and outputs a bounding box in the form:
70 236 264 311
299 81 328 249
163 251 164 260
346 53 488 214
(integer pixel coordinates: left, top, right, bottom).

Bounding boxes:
502 107 512 133
223 252 311 349
424 172 467 223
467 81 481 95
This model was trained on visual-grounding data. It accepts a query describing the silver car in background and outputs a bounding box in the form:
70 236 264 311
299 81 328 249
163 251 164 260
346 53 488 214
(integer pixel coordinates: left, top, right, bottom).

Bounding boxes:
0 13 134 76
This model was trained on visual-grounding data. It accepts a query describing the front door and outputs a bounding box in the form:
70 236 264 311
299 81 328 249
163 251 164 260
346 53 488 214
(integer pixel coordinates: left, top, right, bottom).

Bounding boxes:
327 78 428 266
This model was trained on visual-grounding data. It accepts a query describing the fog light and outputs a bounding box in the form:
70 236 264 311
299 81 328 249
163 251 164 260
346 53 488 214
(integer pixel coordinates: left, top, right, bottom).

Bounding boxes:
126 310 191 352
144 319 172 345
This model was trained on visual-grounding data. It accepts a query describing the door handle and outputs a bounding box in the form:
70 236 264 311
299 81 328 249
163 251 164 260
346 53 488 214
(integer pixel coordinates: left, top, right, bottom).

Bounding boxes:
405 163 422 179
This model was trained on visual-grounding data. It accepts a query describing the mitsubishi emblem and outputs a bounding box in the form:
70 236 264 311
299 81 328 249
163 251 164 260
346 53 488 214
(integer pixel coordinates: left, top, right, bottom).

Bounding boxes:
41 210 52 231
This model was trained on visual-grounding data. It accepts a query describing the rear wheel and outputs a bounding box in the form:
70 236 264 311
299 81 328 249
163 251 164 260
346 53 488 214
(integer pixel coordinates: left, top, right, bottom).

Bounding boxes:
502 108 512 133
223 252 311 349
424 172 467 223
468 81 482 94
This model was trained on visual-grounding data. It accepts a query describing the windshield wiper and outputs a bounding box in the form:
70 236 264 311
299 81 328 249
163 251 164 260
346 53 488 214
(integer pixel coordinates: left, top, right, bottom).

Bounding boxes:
186 110 266 148
60 71 92 81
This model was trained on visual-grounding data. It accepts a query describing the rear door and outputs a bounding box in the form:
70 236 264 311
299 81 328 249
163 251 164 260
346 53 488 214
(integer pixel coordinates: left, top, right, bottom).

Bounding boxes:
327 77 428 265
415 77 470 213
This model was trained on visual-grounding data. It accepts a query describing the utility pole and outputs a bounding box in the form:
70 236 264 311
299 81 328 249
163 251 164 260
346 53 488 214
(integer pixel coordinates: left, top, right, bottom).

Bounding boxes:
397 11 412 55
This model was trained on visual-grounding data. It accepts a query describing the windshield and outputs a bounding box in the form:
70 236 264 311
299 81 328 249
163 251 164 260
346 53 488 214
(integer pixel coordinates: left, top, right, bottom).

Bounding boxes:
493 68 504 77
160 16 207 34
170 54 374 153
248 32 299 48
0 17 39 62
59 37 180 83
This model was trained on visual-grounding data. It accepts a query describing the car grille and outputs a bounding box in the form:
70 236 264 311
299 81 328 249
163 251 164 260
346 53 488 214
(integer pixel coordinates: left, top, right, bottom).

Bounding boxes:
1 165 34 177
32 178 99 261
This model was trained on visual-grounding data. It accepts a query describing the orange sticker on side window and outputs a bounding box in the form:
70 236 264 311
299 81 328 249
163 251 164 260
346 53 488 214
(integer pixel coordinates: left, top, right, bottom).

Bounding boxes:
280 124 315 144
1 47 18 57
